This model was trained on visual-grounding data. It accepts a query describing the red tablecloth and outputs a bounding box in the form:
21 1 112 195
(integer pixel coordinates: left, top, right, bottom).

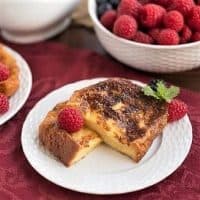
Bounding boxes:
0 42 199 200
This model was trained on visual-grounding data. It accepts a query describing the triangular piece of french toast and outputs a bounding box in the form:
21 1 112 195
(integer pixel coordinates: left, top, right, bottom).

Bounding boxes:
68 78 168 162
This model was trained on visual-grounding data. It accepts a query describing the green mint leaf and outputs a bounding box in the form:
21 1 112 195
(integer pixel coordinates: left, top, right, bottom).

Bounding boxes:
162 86 180 103
142 86 160 99
156 82 180 103
142 80 180 102
156 82 168 99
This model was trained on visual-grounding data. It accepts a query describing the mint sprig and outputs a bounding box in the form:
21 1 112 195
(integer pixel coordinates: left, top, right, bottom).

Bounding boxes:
142 81 180 103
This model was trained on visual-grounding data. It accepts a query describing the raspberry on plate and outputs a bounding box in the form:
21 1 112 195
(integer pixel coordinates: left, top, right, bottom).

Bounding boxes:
163 11 184 32
191 32 200 41
0 93 9 114
134 31 154 43
100 10 117 30
113 15 138 39
180 25 192 43
58 107 84 133
168 99 188 122
0 63 10 82
170 0 195 16
148 28 160 42
158 29 180 45
188 6 200 32
117 0 142 19
139 3 166 28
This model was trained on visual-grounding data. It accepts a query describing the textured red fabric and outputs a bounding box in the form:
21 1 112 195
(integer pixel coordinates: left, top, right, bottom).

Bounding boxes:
0 42 200 200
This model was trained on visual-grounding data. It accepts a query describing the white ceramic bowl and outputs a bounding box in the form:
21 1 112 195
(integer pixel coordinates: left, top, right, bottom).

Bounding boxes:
88 0 200 73
0 0 80 44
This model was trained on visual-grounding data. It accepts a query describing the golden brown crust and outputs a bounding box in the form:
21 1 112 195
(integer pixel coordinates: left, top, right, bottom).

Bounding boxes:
133 112 168 161
39 120 80 166
69 78 168 162
0 46 20 97
39 101 102 166
69 78 167 142
39 101 80 166
39 78 168 165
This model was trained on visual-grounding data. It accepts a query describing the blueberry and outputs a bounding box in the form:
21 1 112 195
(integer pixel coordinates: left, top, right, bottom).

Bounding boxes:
96 0 108 5
149 79 164 91
97 3 113 17
109 0 120 8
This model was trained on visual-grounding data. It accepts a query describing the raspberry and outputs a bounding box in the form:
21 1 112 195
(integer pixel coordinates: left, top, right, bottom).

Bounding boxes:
117 0 142 19
113 15 138 39
139 4 166 28
134 31 154 44
168 99 188 122
0 94 9 114
148 28 160 42
170 0 195 16
180 25 192 43
188 6 200 32
191 32 200 41
58 108 84 133
163 11 184 32
0 63 10 82
100 10 117 30
157 29 180 45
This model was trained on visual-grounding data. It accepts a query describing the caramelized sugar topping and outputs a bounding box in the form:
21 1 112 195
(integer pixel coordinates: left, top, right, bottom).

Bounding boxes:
82 79 167 141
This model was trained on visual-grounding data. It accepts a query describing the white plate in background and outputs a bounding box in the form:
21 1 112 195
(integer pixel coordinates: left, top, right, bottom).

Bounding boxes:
0 45 32 125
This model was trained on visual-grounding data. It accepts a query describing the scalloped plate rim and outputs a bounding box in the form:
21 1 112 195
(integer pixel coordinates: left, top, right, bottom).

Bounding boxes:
0 44 32 125
21 78 192 195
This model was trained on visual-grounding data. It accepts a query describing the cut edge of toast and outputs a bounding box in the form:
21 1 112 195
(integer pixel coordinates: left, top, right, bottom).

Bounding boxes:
39 101 102 166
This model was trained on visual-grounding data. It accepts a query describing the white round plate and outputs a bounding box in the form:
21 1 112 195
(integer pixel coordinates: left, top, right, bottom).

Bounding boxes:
0 45 32 125
21 78 192 195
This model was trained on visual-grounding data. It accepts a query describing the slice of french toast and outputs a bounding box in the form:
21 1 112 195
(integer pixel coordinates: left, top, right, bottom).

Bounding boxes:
68 78 168 162
0 46 20 97
39 101 102 166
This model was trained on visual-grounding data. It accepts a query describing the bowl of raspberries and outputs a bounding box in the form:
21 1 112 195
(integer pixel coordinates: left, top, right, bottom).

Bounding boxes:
88 0 200 73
